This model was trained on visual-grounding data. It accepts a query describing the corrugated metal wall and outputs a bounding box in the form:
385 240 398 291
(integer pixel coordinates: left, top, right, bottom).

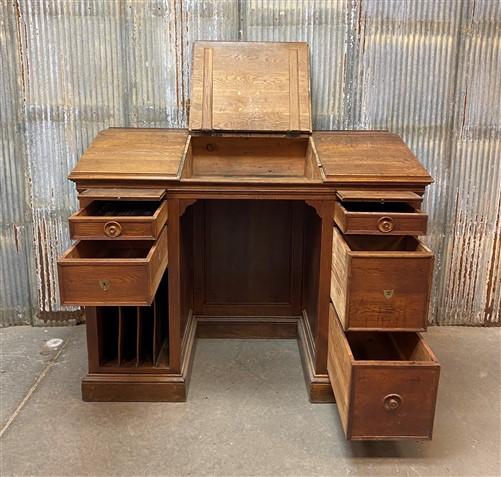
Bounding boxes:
1 0 500 326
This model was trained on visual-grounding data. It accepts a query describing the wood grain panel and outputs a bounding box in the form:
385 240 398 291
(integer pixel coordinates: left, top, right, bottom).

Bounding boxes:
58 226 168 306
327 304 353 433
331 230 434 331
328 308 440 440
334 201 428 236
69 128 188 181
330 227 350 327
314 131 433 186
194 199 302 316
69 200 168 240
190 42 311 133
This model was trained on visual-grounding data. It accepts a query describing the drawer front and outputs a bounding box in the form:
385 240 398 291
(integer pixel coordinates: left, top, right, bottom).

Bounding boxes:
334 201 428 236
58 226 168 306
331 228 434 331
328 305 440 440
69 200 168 240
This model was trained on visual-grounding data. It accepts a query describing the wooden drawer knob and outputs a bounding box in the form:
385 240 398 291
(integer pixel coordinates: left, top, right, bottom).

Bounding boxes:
383 394 402 411
377 216 394 233
104 221 122 238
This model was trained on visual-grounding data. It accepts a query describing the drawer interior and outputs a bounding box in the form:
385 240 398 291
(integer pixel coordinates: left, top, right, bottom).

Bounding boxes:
64 240 153 259
343 234 424 252
341 201 417 213
182 136 321 182
79 201 160 217
347 331 436 362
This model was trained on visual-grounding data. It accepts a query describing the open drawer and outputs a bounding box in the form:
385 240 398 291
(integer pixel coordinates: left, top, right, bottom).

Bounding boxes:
334 190 427 235
69 200 168 240
328 305 440 440
58 226 168 306
331 227 434 331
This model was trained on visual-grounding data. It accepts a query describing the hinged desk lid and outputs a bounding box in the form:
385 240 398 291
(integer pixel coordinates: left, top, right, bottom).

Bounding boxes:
189 41 312 134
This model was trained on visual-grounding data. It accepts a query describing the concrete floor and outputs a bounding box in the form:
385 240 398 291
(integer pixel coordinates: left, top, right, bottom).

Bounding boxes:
0 325 499 477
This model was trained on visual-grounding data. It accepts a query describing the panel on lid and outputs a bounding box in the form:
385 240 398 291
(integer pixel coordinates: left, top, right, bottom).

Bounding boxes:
69 128 188 182
314 131 433 186
189 41 312 133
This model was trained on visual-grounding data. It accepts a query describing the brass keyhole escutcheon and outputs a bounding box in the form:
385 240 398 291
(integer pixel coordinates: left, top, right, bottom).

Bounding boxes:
383 394 402 411
104 221 122 238
99 279 111 291
377 216 394 233
383 289 394 300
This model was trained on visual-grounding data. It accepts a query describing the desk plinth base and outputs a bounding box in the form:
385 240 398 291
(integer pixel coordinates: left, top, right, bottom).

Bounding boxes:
82 374 188 402
297 312 335 403
81 314 334 403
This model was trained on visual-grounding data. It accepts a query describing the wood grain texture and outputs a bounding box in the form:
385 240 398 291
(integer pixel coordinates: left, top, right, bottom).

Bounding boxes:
58 226 168 306
196 316 298 339
328 306 440 440
69 128 188 181
327 304 353 431
193 199 303 316
69 200 168 240
190 41 311 133
298 311 335 403
81 311 196 402
331 228 434 331
182 135 321 183
78 188 166 201
334 201 428 236
336 190 423 206
314 131 433 186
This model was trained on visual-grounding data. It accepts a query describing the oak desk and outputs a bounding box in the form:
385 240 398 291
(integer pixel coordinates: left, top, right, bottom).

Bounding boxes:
58 42 439 441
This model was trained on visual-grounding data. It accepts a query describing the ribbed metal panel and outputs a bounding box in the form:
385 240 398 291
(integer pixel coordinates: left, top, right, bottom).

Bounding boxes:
1 0 499 325
241 0 347 129
1 0 35 325
438 0 501 325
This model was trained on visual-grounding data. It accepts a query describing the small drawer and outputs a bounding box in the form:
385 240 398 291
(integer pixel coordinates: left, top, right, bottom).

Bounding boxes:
334 190 427 236
328 305 440 440
58 226 168 306
69 200 168 240
331 227 434 331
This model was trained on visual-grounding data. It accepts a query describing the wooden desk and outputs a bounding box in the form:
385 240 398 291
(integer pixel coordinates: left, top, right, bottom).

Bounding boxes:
58 42 439 441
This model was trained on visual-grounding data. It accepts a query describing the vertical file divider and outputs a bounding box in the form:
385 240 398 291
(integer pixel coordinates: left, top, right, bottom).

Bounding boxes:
136 307 141 367
153 296 159 367
117 307 123 366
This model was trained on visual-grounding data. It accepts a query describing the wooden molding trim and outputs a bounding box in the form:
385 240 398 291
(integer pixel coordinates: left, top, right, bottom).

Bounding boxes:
297 310 335 403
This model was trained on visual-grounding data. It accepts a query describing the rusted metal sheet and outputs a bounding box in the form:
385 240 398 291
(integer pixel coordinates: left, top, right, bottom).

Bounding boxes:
1 0 499 326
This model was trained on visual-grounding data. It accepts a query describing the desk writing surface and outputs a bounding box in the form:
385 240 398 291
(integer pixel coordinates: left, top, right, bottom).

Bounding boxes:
68 128 432 187
313 131 433 186
69 128 188 181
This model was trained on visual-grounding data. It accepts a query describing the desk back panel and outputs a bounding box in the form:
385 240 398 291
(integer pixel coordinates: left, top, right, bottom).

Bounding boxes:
192 200 304 316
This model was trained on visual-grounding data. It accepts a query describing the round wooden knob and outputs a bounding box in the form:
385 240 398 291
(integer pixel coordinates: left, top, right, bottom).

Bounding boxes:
383 394 402 411
377 216 394 233
104 221 122 238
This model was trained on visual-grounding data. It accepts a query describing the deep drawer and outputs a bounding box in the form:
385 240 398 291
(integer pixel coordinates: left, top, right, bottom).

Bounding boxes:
328 305 440 440
331 226 434 331
69 200 168 240
334 190 427 235
58 226 168 306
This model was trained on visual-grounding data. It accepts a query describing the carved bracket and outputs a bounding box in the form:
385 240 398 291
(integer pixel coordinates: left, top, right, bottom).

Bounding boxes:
179 199 197 217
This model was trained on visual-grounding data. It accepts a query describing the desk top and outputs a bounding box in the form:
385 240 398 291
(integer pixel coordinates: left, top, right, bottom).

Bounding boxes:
69 128 188 182
69 128 432 187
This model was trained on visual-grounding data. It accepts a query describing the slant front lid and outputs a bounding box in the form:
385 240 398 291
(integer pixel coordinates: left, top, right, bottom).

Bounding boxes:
189 41 312 133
